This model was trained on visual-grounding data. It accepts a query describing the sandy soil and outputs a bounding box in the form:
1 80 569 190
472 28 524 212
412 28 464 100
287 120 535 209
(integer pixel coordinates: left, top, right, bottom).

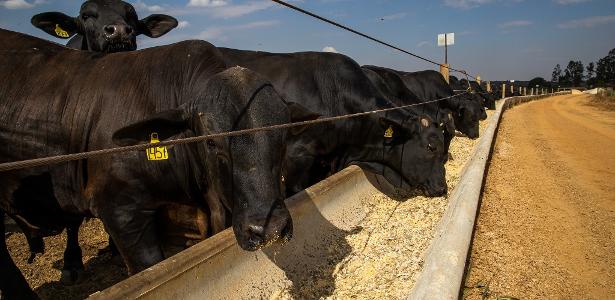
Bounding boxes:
464 94 615 299
5 219 127 300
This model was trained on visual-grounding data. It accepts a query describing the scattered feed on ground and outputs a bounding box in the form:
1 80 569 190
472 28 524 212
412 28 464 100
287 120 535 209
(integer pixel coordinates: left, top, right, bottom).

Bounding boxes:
271 110 495 299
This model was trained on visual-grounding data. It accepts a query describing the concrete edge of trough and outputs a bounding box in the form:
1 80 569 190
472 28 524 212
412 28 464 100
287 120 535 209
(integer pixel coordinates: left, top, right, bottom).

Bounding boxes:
88 166 368 299
407 92 570 300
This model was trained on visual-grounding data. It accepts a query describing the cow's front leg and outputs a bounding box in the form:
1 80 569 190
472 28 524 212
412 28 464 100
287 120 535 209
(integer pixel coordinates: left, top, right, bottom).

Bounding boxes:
60 216 85 285
97 235 120 257
100 204 164 275
1 210 39 300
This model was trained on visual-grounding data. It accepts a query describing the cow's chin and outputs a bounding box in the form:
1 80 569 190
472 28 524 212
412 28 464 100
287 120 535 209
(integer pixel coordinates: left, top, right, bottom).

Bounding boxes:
103 41 137 53
465 128 480 139
233 215 293 252
357 162 423 199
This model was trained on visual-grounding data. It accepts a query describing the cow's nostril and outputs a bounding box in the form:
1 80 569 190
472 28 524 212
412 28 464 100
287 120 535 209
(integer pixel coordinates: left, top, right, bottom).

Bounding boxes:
248 224 265 237
104 25 116 36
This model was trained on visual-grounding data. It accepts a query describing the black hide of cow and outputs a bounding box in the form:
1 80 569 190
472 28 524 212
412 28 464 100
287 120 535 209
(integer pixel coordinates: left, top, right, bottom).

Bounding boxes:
365 67 486 138
0 30 294 299
29 0 176 283
362 66 486 161
31 0 177 52
460 78 496 110
361 67 456 135
218 48 448 198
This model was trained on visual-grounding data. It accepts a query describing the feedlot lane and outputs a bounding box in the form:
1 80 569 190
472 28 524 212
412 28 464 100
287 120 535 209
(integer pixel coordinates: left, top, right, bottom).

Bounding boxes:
465 94 615 299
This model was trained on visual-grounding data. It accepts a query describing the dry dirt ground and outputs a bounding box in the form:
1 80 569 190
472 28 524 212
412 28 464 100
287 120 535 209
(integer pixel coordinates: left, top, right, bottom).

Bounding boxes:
464 94 615 299
5 219 126 300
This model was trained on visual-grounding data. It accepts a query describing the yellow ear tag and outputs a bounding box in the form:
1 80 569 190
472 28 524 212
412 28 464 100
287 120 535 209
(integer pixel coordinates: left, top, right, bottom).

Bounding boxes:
146 133 169 161
384 126 394 138
54 24 70 38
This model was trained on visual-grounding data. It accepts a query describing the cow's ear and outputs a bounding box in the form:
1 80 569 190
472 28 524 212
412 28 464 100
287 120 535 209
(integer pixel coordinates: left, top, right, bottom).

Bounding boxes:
31 12 79 39
112 108 189 146
138 14 178 38
286 102 321 135
440 110 456 134
379 117 409 139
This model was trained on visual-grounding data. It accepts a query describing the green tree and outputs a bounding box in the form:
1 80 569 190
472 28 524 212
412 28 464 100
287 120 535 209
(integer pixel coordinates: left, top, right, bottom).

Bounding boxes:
528 77 550 88
586 62 597 87
596 48 615 85
586 62 595 79
552 64 562 83
564 60 584 86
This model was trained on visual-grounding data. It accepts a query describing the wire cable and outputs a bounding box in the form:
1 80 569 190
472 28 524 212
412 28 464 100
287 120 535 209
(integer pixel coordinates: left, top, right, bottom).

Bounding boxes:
270 0 478 80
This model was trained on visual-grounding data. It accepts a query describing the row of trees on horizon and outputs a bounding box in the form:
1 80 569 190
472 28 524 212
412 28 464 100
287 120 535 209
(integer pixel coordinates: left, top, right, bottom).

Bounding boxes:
549 48 615 88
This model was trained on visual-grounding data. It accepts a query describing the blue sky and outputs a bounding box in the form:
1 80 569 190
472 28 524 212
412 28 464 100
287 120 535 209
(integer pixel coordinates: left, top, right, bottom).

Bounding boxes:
1 0 614 81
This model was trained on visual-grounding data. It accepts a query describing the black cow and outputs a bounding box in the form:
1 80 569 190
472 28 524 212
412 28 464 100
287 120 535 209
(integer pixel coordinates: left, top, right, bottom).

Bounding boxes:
362 67 486 160
0 29 300 299
31 0 177 52
27 0 177 281
218 48 448 197
390 70 486 137
361 67 456 135
457 78 496 110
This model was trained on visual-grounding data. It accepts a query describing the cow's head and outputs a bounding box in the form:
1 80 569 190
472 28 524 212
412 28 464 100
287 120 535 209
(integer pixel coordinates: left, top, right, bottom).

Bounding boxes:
354 112 448 197
453 95 485 139
31 0 177 52
112 68 317 251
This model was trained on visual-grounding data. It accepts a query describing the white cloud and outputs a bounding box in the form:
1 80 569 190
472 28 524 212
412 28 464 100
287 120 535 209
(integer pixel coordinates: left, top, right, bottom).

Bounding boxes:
558 15 615 29
444 0 492 9
205 1 273 18
133 1 166 13
417 41 431 48
0 0 40 9
197 20 279 41
187 0 228 7
379 12 407 21
177 20 190 29
322 46 338 53
498 20 532 28
444 0 525 9
171 1 273 19
553 0 591 4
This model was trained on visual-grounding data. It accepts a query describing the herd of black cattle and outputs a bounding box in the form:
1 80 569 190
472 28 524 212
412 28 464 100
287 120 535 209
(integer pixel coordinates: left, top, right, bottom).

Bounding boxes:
0 1 507 299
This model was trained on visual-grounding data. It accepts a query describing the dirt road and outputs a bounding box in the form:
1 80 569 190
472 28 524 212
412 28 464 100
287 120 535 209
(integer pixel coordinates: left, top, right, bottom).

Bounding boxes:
464 94 615 299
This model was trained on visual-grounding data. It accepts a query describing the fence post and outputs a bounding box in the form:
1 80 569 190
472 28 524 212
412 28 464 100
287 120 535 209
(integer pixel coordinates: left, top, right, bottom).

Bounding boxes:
440 64 450 84
502 83 506 99
487 81 492 92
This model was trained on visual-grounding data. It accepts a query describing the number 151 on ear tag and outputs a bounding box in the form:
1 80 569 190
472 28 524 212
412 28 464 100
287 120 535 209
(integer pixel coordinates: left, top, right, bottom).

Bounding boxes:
147 133 169 161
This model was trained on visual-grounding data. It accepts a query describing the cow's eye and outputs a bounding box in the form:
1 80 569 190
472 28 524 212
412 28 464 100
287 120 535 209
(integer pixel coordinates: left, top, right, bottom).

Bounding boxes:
81 13 97 21
427 143 436 152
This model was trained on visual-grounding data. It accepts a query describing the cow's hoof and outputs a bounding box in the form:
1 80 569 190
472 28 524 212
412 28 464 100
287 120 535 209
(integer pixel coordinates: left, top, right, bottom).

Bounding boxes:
97 246 111 256
60 268 85 285
97 244 119 257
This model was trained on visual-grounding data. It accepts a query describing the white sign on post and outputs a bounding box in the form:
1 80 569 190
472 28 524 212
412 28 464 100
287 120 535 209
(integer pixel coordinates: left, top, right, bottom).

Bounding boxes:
437 33 455 46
